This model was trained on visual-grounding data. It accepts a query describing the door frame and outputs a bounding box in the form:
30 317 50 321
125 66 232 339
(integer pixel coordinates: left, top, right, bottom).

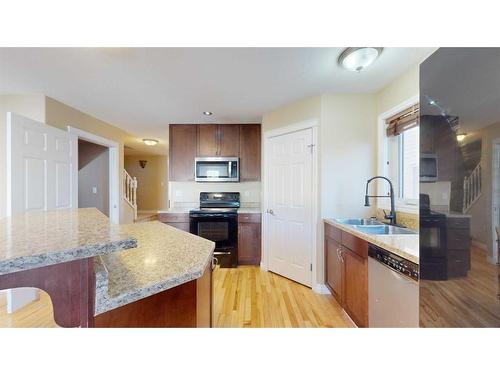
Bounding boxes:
492 138 500 264
67 126 120 224
261 118 319 290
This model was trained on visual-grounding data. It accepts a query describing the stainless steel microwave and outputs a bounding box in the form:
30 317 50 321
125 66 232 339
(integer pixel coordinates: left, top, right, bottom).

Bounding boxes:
195 157 239 182
420 153 438 182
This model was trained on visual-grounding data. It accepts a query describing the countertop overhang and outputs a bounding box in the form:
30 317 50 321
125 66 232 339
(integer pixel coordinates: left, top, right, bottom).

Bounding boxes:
0 208 137 276
323 218 419 264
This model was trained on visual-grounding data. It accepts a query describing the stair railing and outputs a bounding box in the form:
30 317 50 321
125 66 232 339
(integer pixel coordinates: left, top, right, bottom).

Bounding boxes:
124 169 137 220
463 162 482 213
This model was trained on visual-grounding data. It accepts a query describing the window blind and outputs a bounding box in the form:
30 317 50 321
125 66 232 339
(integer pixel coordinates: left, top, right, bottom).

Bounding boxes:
386 103 419 137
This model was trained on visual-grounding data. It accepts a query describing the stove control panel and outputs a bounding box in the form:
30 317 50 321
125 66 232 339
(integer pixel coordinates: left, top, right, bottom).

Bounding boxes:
368 245 419 282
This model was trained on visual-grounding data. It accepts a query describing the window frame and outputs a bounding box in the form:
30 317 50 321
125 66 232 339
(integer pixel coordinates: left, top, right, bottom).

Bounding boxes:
377 95 419 214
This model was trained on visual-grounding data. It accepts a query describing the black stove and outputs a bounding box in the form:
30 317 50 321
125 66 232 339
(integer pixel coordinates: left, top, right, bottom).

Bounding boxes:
189 192 240 268
419 194 448 280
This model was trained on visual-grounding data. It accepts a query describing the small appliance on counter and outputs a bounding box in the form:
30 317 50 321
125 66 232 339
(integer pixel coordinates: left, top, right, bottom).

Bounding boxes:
189 192 240 268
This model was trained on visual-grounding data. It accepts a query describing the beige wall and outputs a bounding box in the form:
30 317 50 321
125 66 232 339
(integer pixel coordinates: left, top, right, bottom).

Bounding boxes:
124 154 168 211
262 96 322 133
375 64 420 115
0 95 46 219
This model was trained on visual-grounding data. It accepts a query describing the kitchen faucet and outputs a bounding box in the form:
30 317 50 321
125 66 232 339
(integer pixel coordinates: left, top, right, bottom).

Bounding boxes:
364 176 397 226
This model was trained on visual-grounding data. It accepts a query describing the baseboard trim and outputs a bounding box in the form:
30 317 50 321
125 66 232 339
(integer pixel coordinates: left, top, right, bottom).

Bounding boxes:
313 284 331 295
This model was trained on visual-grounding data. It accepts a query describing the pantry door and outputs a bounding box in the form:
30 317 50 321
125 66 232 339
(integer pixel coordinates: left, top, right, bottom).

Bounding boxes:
265 127 314 287
5 112 76 312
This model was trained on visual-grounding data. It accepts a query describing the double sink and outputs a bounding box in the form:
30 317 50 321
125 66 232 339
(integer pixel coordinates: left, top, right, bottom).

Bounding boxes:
335 218 416 235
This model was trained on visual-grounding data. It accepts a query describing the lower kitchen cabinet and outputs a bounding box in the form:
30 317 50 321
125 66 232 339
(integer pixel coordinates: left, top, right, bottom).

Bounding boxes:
325 222 368 327
158 213 190 232
325 233 342 301
238 213 261 265
342 246 368 327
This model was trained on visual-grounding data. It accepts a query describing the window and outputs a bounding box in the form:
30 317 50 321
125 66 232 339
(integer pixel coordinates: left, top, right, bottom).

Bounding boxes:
380 101 420 211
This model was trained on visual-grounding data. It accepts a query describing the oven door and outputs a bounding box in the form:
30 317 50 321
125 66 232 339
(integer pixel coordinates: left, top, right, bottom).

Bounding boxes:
190 214 238 267
195 157 239 182
420 217 447 258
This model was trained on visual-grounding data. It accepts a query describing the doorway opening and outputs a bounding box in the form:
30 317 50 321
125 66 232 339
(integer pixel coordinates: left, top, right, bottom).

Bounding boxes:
78 139 109 217
68 126 120 224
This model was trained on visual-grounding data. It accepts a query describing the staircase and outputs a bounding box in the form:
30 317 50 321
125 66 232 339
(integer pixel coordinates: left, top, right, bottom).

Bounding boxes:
124 169 138 221
463 162 482 213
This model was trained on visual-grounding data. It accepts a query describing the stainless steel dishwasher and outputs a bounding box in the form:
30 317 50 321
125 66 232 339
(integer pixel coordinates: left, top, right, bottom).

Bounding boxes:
368 244 419 327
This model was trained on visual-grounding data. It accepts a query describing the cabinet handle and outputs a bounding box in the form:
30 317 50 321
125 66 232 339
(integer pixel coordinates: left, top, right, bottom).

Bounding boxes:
211 256 219 270
336 247 342 262
338 248 345 263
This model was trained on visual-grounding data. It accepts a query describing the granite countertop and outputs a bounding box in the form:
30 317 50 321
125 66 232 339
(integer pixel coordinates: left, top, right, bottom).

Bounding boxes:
0 208 137 276
323 218 419 264
94 221 215 315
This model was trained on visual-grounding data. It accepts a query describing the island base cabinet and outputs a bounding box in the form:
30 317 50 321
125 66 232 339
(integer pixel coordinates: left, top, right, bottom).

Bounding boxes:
95 263 213 328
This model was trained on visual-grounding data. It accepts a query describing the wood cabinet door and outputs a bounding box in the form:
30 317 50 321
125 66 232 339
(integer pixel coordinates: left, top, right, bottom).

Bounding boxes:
342 247 368 327
197 124 219 156
239 124 261 181
238 222 261 265
169 124 197 181
325 236 342 303
218 124 240 157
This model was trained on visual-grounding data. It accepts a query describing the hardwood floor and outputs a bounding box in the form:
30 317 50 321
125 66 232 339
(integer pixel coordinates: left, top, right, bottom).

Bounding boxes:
0 266 352 328
0 290 58 328
420 246 500 327
213 266 353 328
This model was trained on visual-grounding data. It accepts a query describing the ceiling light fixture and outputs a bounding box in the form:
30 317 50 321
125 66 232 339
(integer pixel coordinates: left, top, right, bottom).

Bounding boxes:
142 139 159 146
338 47 383 72
203 111 213 116
456 133 467 142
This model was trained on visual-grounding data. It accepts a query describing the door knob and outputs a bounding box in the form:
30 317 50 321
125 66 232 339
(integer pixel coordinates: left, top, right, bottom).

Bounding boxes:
267 209 275 215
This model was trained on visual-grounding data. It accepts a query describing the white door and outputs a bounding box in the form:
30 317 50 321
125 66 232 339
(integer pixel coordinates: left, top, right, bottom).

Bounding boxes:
5 112 75 312
266 128 313 286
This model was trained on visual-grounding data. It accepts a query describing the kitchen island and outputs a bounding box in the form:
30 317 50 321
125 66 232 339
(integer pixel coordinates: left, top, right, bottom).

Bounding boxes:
94 221 215 327
0 208 215 328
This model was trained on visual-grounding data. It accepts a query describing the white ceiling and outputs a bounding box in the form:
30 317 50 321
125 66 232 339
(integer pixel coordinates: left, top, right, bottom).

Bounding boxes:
0 47 434 155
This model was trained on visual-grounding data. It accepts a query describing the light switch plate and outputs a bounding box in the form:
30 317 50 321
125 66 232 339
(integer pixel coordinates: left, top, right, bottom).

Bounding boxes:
92 187 97 194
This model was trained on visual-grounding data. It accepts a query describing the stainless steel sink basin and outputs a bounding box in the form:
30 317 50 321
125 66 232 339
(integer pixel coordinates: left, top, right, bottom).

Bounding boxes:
353 225 416 235
335 218 382 226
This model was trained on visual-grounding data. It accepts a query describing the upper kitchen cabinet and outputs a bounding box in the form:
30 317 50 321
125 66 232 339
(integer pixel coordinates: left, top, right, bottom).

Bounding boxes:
197 124 219 156
239 124 261 181
169 124 197 181
197 124 240 157
169 123 261 182
218 125 240 156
